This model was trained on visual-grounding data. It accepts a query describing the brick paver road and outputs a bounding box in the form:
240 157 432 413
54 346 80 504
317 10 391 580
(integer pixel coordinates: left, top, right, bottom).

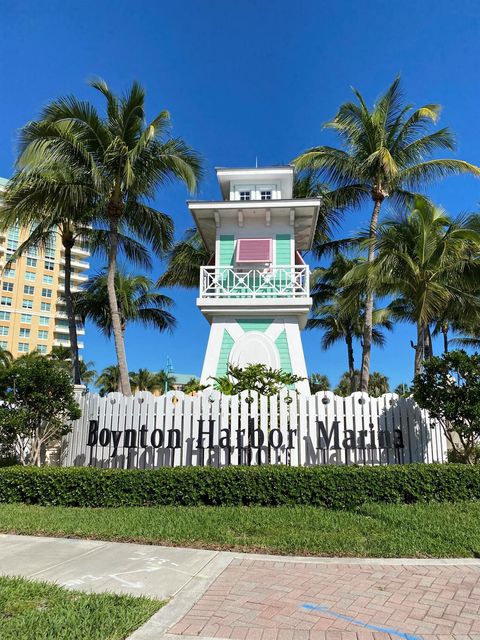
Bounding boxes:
169 559 480 640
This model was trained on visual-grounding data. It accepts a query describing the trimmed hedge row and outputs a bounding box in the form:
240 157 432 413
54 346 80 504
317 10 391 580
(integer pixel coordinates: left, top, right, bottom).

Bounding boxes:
0 464 479 509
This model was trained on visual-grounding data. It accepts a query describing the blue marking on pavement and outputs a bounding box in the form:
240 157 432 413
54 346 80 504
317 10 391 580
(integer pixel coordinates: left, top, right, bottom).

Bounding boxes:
302 603 422 640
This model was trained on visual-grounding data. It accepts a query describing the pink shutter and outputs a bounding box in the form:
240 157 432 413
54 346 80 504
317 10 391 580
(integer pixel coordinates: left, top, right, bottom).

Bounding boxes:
236 238 272 263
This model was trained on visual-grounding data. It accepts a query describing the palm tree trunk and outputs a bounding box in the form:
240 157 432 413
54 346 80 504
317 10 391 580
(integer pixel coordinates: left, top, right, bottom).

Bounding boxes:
414 321 425 378
107 218 132 396
345 333 355 393
360 198 383 392
62 238 81 385
425 325 433 359
442 324 449 353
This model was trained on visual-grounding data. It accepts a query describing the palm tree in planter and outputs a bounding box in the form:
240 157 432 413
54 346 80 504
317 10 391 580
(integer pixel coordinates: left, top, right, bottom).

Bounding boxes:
307 253 392 393
294 76 480 391
346 199 480 377
96 365 120 395
15 79 202 394
73 270 175 343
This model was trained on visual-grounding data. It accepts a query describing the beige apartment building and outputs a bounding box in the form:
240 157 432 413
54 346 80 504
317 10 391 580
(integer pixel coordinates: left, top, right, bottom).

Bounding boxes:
0 177 89 357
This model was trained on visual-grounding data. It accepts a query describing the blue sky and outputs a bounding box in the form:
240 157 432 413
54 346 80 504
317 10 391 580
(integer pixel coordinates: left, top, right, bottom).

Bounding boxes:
1 0 479 389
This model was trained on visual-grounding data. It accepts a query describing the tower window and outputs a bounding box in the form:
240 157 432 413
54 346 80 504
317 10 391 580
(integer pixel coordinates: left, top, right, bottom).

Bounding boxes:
239 190 251 201
261 190 272 200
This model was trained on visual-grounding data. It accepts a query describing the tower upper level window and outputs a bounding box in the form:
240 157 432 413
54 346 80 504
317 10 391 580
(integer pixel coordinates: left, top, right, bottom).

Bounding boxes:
232 184 277 201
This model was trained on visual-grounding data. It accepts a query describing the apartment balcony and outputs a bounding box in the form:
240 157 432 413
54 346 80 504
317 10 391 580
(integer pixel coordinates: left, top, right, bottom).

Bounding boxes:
60 257 90 271
55 324 85 336
197 265 312 327
70 245 90 258
53 337 85 349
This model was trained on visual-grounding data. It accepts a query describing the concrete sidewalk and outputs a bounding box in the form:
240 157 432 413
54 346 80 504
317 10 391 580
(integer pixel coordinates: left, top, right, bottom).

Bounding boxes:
1 534 480 639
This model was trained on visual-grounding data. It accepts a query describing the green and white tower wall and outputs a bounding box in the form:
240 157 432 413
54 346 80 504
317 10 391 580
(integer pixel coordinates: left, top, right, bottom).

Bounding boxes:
188 166 319 395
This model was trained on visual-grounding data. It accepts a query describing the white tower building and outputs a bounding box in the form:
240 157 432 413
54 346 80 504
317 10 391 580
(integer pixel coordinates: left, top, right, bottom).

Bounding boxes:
188 166 319 394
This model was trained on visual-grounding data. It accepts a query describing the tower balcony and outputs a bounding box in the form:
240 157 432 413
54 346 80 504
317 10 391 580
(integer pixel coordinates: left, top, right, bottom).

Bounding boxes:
197 265 312 327
200 265 310 298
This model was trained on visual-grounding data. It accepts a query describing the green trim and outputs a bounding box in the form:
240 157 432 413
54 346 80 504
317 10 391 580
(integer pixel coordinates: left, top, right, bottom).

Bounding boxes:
216 329 234 376
275 234 291 266
219 235 235 266
275 330 293 374
236 319 273 333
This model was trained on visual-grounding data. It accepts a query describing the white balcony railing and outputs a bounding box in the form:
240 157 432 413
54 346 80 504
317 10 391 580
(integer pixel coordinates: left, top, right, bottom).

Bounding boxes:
200 265 309 299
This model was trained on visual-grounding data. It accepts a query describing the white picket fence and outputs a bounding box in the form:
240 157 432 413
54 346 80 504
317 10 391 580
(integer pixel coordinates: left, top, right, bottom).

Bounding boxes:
62 389 447 468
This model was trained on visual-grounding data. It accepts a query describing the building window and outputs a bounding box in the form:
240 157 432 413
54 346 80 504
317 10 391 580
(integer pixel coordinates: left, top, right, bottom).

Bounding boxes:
22 300 33 309
41 288 52 298
24 285 35 295
260 190 272 200
26 257 37 267
39 316 50 326
0 341 7 349
1 297 12 307
27 246 38 257
44 261 54 271
38 330 48 340
21 314 32 323
0 326 9 336
0 311 10 320
7 226 19 251
43 274 54 284
3 268 15 278
19 328 30 338
2 282 13 292
18 343 29 353
25 271 36 281
239 190 251 201
37 345 47 354
40 302 51 311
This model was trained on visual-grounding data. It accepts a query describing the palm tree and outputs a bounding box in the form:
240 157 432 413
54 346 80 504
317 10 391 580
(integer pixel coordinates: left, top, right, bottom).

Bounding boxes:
368 371 390 397
0 169 152 385
73 270 176 339
129 368 159 392
294 77 480 391
15 79 202 395
78 359 97 388
48 345 96 387
307 253 392 393
182 377 206 394
334 369 389 397
309 373 330 393
394 383 411 397
155 369 176 394
0 167 94 384
347 199 480 377
159 227 211 289
0 347 12 369
96 365 120 395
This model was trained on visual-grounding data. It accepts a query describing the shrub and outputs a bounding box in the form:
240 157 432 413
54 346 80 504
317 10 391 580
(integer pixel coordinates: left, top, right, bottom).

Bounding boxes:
0 464 479 509
413 350 480 464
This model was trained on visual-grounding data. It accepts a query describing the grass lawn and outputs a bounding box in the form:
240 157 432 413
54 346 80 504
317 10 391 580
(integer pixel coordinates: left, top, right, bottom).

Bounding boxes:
0 575 162 640
0 501 479 557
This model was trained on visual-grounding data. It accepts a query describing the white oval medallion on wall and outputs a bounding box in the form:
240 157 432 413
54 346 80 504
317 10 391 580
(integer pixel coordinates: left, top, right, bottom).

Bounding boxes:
229 331 280 369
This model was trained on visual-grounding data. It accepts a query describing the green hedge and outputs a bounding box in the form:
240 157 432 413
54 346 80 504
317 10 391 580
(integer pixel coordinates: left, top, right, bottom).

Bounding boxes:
0 464 479 509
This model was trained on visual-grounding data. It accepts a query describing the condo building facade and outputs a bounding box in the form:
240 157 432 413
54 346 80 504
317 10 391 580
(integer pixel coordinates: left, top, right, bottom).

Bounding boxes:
0 177 89 357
